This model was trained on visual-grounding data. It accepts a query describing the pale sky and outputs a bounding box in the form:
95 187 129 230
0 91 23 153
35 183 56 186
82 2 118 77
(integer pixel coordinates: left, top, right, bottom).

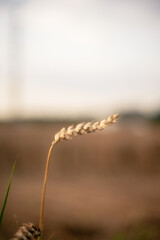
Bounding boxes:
0 0 160 119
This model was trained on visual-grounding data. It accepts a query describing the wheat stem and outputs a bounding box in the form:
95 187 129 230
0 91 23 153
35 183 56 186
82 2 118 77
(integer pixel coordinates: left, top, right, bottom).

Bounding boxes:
39 143 55 229
39 113 119 231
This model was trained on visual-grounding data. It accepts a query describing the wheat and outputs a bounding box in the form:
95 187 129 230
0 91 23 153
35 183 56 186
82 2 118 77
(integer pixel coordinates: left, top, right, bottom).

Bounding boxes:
39 113 120 230
11 222 41 240
53 113 119 144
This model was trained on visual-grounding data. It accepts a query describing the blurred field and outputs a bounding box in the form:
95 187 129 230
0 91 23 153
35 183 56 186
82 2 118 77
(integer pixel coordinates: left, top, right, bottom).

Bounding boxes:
0 121 160 239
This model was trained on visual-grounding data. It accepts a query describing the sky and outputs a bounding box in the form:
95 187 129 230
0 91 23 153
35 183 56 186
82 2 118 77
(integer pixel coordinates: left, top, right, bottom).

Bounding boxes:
0 0 160 120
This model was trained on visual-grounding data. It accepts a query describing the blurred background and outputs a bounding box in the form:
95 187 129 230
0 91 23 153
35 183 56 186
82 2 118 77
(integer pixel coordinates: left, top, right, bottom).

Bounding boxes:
0 0 160 239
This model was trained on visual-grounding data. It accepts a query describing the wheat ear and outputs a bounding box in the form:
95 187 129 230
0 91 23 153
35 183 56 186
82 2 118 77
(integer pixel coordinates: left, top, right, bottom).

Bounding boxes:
11 222 41 240
39 113 119 230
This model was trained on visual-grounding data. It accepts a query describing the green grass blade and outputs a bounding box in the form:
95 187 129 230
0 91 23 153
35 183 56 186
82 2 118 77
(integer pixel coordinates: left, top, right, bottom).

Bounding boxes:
0 161 16 227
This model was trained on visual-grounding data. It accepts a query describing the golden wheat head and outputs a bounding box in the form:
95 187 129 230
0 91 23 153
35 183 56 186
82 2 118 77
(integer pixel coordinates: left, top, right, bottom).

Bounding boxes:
53 113 120 144
11 222 41 240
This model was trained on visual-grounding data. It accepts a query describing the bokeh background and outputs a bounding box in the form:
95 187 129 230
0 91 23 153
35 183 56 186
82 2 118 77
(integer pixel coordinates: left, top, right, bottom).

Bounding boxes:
0 0 160 239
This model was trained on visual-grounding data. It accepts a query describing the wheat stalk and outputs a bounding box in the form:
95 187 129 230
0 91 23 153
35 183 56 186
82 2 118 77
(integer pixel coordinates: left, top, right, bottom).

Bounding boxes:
39 113 120 231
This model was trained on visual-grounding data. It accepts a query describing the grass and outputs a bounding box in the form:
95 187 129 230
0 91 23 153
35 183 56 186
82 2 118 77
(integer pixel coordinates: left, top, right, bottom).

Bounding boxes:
0 161 16 227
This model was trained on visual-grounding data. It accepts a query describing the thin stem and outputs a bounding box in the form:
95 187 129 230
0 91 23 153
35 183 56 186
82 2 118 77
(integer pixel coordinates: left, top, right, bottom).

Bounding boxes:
39 141 55 230
38 114 119 235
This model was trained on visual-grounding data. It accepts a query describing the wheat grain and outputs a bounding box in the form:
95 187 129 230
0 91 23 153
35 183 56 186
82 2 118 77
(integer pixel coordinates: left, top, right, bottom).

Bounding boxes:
11 222 41 240
53 113 119 144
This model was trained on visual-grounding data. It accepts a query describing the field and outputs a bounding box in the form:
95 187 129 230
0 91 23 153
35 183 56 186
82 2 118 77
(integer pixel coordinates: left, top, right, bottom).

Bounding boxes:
0 120 160 239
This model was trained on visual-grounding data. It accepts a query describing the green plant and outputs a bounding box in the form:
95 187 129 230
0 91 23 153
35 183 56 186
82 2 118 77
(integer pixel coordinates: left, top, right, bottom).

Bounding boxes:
0 160 16 227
